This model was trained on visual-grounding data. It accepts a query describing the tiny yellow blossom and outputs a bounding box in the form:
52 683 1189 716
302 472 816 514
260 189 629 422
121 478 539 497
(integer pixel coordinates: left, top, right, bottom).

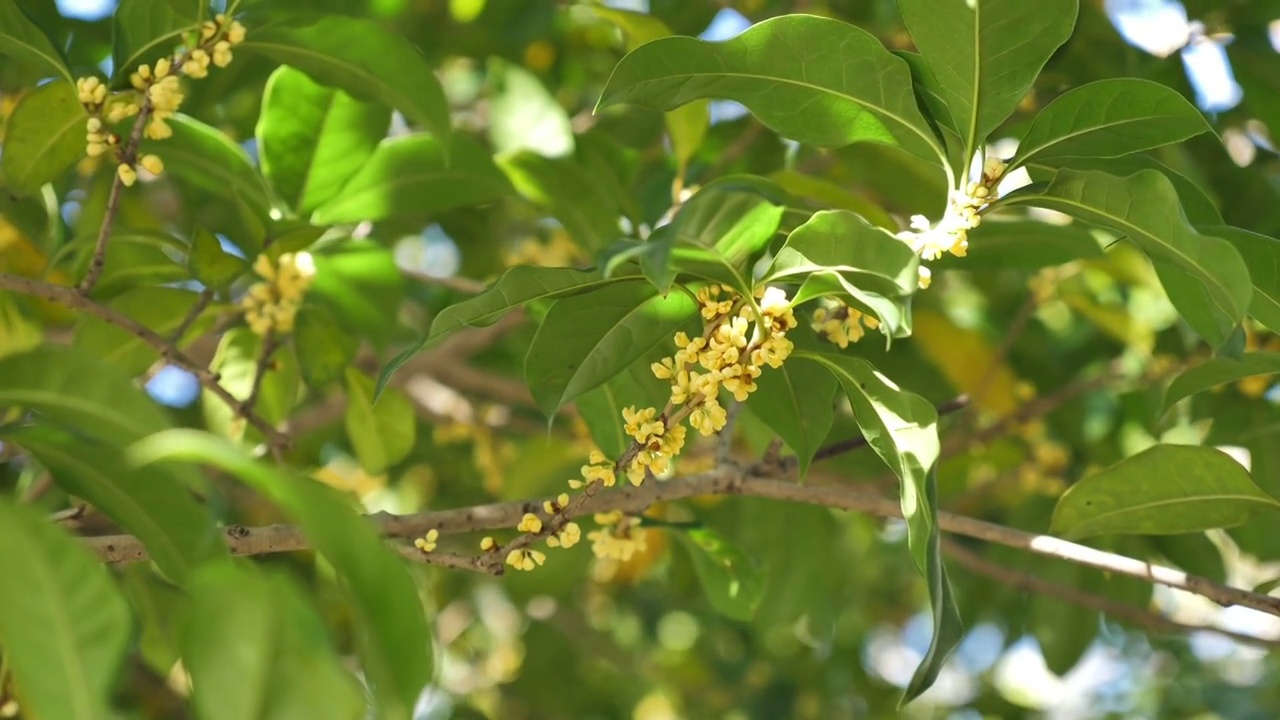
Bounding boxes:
138 154 164 176
413 529 439 553
182 49 211 78
517 512 543 533
543 493 570 515
212 41 234 68
144 117 172 140
227 20 247 45
506 548 546 571
480 536 497 551
116 163 137 187
546 521 581 549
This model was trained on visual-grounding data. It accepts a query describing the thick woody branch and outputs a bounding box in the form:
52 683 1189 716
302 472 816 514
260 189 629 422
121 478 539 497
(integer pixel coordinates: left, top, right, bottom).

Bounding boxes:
0 273 286 448
83 463 1280 618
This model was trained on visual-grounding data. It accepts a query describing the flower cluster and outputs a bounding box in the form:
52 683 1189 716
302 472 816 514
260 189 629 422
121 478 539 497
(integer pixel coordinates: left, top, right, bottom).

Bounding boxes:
74 14 246 187
899 156 1007 289
414 529 439 553
586 512 647 562
240 252 316 336
811 299 880 348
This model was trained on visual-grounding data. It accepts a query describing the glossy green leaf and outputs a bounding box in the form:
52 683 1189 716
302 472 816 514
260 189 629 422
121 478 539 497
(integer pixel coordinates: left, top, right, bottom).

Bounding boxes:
499 150 623 250
0 80 87 195
183 561 366 720
1012 79 1213 168
598 14 945 164
930 219 1103 271
242 14 451 147
488 59 574 158
145 114 273 218
205 328 300 437
7 425 222 583
747 353 836 479
312 135 510 224
66 229 188 298
1000 169 1250 346
111 0 198 82
525 282 698 417
1027 155 1223 226
74 286 211 376
1051 444 1280 539
0 0 70 82
767 169 897 229
0 497 131 720
1162 352 1280 413
792 272 912 339
676 527 764 621
1153 532 1226 584
308 239 405 348
1205 224 1280 333
766 209 920 298
344 368 416 475
0 345 175 446
737 500 842 634
257 65 391 215
294 304 358 388
898 0 1076 165
188 229 249 290
130 431 432 720
800 352 961 704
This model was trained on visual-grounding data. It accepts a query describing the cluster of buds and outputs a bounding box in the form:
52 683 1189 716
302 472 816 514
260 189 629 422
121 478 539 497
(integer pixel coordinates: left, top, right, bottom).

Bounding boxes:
413 529 439 553
73 14 246 186
899 156 1007 289
811 299 880 349
240 252 316 336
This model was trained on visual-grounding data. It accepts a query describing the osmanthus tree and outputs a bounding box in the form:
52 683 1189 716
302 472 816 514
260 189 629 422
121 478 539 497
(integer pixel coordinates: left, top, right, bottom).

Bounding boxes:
5 0 1280 717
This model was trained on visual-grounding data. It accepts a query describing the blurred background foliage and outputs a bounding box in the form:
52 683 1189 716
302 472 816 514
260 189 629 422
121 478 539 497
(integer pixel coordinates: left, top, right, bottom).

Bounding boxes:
5 0 1280 718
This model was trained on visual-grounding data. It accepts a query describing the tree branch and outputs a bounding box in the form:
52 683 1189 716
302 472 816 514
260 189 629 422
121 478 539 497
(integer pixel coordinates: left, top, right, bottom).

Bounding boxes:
0 273 286 449
78 101 154 296
82 462 1280 618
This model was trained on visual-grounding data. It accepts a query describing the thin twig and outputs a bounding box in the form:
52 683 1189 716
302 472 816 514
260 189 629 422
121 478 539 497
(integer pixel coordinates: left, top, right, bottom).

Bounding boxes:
243 331 279 416
0 273 286 448
78 103 154 296
941 538 1279 649
83 463 1280 617
169 287 215 344
971 292 1038 410
401 270 488 295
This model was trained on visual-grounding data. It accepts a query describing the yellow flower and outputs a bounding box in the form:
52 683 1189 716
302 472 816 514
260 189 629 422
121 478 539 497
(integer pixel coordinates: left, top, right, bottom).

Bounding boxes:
625 456 647 486
227 20 247 45
651 357 677 380
580 461 616 488
413 529 439 553
182 49 211 78
154 57 172 78
517 512 543 533
144 117 172 140
480 536 497 551
543 492 570 515
506 548 546 571
76 76 105 105
116 163 137 187
129 64 152 91
689 399 729 437
917 266 932 290
138 154 164 176
212 41 234 68
546 522 581 549
720 363 761 402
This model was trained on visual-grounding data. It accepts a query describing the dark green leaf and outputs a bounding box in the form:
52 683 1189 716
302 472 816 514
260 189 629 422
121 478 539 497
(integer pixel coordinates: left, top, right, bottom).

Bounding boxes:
257 65 391 215
791 271 913 340
242 14 451 148
74 286 212 376
1050 444 1280 539
130 431 432 720
0 497 130 720
111 0 198 83
205 328 300 436
1000 169 1250 346
498 150 623 250
0 80 87 195
188 229 250 290
0 0 70 82
7 425 222 583
145 114 273 220
183 561 366 720
66 229 188 298
294 304 358 388
1153 532 1226 584
598 14 945 164
676 527 764 621
747 354 836 478
312 135 509 224
898 0 1076 165
308 239 405 348
1204 225 1280 333
766 209 919 298
667 182 785 266
930 219 1103 271
524 282 697 417
344 368 416 475
1162 352 1280 413
1012 79 1213 167
1027 155 1223 226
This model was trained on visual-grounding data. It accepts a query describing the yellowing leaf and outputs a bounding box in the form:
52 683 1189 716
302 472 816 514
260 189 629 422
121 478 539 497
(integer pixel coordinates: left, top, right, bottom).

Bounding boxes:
910 309 1021 417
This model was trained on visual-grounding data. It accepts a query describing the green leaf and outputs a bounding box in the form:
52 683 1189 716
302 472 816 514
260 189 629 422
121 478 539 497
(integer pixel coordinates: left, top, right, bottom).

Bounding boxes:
294 304 358 388
0 80 87 195
188 229 249 290
1205 225 1280 333
130 431 432 720
1162 352 1280 413
74 286 212 376
1012 79 1213 168
205 328 300 437
0 345 176 446
930 219 1103 271
1000 169 1251 346
1050 444 1280 539
242 14 451 148
312 134 509 224
1153 532 1226 584
1027 155 1223 226
498 150 623 251
65 229 188 298
183 561 366 720
0 0 71 82
0 497 131 720
6 425 222 583
736 500 842 634
344 368 416 475
747 354 836 478
766 209 920 298
799 352 961 704
898 0 1076 167
524 282 698 417
667 181 786 266
257 66 391 215
111 0 198 83
575 353 670 460
488 59 574 158
598 14 945 164
675 527 764 621
145 114 273 219
308 239 405 349
767 168 897 229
